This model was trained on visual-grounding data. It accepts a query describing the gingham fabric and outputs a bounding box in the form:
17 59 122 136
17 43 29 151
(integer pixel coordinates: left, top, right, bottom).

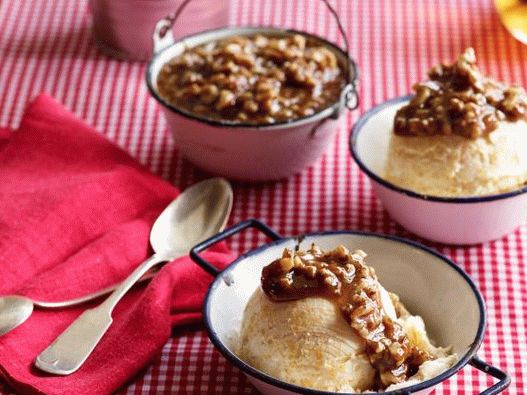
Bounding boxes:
1 0 526 394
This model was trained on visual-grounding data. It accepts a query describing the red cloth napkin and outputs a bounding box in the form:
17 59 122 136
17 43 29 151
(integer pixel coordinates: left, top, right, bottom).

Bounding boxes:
0 94 235 395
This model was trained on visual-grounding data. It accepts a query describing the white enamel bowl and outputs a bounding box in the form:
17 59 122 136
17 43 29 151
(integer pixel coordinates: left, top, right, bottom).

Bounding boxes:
350 96 527 245
190 219 510 395
146 23 358 182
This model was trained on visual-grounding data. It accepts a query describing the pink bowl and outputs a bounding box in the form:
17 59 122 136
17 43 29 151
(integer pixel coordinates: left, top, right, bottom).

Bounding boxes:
146 20 359 181
89 0 229 61
350 96 527 245
160 106 343 181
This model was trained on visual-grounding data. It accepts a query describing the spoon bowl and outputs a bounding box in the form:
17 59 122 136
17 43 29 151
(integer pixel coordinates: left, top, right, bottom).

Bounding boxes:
150 177 233 254
0 296 33 336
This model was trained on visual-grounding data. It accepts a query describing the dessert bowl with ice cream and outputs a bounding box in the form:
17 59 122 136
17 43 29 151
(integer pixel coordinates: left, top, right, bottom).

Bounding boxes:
350 48 527 244
190 219 510 394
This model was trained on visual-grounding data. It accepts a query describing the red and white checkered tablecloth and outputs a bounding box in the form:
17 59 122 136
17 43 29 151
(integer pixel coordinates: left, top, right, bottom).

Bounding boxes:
1 0 527 393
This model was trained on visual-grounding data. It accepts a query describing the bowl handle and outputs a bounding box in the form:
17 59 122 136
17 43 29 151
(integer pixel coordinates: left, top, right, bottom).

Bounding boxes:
153 17 175 54
319 0 359 115
152 0 195 54
190 219 282 276
151 0 359 111
469 356 511 395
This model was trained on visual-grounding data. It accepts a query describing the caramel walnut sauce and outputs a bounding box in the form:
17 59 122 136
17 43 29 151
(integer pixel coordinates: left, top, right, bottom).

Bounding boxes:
261 244 431 390
394 48 527 139
156 34 345 124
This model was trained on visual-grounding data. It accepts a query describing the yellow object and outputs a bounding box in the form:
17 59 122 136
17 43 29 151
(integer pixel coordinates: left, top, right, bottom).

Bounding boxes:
495 0 527 44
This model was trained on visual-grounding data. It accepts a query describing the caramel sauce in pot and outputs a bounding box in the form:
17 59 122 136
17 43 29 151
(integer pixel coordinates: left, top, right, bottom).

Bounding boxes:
156 33 345 125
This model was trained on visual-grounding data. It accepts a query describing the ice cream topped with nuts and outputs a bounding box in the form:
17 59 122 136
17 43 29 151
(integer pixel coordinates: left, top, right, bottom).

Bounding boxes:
384 49 527 197
233 244 457 392
261 244 433 388
394 48 527 139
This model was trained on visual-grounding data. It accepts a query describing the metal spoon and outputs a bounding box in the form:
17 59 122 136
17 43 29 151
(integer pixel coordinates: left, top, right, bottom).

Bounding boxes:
0 269 163 337
0 178 233 338
29 177 232 375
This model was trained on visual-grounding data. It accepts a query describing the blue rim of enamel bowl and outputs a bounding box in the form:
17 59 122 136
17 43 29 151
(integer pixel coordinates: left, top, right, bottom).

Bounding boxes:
202 231 486 395
349 95 527 203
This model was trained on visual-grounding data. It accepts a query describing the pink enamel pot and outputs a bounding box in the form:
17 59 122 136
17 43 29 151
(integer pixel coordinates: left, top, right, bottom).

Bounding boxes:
146 1 359 181
190 219 510 395
89 0 229 61
350 96 527 245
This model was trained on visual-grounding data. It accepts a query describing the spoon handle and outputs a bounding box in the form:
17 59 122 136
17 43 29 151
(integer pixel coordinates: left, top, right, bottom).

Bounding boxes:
35 253 172 375
100 253 171 312
33 267 162 309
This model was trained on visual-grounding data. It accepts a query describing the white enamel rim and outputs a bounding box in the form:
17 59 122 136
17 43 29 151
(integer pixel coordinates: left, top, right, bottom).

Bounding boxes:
201 230 486 395
145 25 358 130
349 95 527 203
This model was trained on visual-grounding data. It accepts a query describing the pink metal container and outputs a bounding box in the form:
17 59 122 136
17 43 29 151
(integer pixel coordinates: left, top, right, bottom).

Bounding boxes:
146 1 359 181
89 0 229 61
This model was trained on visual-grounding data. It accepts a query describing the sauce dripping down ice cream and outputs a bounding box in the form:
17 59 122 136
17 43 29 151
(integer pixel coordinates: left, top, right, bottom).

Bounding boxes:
261 244 432 389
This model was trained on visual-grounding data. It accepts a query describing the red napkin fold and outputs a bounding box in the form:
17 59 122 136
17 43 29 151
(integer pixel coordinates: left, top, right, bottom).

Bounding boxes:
0 95 235 395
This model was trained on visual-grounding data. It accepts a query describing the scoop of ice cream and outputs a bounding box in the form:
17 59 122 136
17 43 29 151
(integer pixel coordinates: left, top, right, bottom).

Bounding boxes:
237 287 376 392
236 244 457 392
237 286 455 393
237 245 403 392
384 120 527 197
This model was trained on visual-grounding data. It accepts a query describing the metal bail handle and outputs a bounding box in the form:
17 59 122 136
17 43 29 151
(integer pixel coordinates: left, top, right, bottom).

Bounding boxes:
152 0 359 111
190 219 282 277
319 0 359 115
152 0 193 54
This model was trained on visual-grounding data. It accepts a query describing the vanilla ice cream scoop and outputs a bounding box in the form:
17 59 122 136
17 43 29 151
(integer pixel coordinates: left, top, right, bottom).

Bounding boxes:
385 48 527 197
384 120 527 197
238 289 376 392
236 244 456 392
